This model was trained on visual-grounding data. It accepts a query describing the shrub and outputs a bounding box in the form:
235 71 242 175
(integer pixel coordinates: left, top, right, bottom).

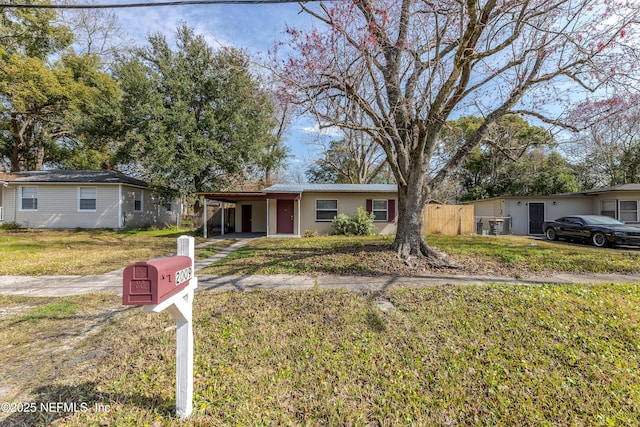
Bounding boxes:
0 221 23 231
303 229 319 238
332 207 377 236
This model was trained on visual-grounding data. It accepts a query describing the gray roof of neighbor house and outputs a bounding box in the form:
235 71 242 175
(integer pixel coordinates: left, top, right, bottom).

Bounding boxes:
467 183 640 203
1 170 149 188
574 183 640 194
263 184 398 193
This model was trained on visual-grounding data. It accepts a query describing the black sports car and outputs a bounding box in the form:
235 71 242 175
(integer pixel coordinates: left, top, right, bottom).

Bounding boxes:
542 215 640 247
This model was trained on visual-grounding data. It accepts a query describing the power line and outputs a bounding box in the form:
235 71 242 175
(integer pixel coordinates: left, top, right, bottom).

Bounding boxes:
0 0 319 9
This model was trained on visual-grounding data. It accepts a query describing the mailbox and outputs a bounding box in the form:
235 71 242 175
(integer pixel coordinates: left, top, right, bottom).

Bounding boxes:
123 256 193 305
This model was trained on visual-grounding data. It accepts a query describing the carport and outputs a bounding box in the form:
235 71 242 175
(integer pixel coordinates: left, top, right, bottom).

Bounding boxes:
198 192 268 238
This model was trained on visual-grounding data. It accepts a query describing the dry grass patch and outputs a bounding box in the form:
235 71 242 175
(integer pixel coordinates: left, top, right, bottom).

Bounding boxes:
2 284 639 426
199 234 640 277
0 229 229 276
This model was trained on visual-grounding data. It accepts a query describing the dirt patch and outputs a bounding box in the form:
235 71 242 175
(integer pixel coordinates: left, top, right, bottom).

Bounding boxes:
0 295 124 408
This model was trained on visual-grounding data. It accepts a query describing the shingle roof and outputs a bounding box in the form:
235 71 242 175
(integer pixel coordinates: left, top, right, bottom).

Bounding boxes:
264 184 398 193
579 184 640 194
2 170 149 187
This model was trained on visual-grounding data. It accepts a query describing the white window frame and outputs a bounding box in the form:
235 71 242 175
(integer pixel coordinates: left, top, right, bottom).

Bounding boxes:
78 186 97 212
372 199 388 222
20 186 38 211
315 199 338 222
600 200 616 218
134 189 143 212
619 200 639 222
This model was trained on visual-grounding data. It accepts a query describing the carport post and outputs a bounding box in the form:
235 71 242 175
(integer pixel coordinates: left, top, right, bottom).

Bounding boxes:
203 198 208 239
221 202 225 236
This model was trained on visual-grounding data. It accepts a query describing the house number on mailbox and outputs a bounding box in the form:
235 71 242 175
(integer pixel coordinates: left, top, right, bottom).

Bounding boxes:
175 267 192 285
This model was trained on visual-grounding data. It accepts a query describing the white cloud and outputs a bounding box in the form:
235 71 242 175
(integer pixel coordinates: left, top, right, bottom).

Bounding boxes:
299 123 344 138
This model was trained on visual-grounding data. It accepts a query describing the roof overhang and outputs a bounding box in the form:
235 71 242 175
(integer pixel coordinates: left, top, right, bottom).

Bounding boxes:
198 192 268 203
265 192 301 200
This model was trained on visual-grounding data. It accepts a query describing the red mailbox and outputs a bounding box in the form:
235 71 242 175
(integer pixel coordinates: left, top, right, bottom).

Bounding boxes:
123 256 193 305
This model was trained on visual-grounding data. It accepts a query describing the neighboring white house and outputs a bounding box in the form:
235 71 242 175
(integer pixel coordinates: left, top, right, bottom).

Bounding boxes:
0 170 179 229
468 184 640 235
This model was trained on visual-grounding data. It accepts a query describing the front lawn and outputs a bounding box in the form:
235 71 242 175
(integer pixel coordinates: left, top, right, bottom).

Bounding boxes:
198 234 640 277
1 283 639 426
0 229 230 276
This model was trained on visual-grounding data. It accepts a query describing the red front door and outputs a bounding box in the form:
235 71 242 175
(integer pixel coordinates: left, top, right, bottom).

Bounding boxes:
277 200 294 234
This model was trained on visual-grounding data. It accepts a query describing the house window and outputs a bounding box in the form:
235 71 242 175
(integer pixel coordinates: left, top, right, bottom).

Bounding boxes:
372 199 388 222
316 200 338 221
619 200 638 222
134 189 143 212
601 200 616 218
78 187 97 211
366 199 396 223
20 186 38 211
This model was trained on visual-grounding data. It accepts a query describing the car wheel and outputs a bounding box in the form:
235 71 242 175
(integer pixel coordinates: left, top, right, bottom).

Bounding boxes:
545 228 557 241
591 232 607 248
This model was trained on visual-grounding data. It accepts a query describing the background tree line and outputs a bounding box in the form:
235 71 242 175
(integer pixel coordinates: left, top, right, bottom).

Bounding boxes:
1 4 288 200
305 111 640 201
2 0 639 222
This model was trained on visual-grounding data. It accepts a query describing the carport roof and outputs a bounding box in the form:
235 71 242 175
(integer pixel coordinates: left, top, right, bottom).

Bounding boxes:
198 192 267 202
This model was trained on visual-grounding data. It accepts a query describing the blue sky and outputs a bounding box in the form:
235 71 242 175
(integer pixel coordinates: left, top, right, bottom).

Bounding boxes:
110 2 328 179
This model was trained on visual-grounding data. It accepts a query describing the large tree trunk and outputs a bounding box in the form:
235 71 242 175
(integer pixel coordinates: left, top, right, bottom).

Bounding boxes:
393 181 457 268
10 112 26 172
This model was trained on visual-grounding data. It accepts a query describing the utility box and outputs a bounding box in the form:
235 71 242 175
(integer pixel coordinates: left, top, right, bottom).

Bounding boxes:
123 256 193 305
489 219 504 236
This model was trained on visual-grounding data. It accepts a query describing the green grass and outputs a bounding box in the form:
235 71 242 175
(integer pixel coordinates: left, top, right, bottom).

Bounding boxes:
16 301 79 322
1 284 639 426
199 235 398 276
428 234 640 273
0 228 232 276
199 234 640 276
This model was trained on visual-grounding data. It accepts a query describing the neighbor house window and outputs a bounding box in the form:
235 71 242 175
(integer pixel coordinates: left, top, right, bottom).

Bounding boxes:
315 200 338 221
78 187 97 211
371 199 388 222
20 186 38 211
601 200 616 218
619 200 638 222
134 189 143 212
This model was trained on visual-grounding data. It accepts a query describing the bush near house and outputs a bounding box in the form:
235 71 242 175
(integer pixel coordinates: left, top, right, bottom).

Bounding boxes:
332 207 377 236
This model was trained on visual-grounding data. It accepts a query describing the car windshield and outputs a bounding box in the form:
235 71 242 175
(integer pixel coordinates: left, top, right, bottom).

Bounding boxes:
581 216 625 225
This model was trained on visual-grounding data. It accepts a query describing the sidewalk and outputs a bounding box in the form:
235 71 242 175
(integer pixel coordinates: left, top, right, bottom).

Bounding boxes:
1 235 639 296
197 272 640 292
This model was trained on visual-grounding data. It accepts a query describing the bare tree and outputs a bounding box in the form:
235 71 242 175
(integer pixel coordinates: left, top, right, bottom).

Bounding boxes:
568 94 640 187
277 0 640 264
308 126 391 184
57 0 130 63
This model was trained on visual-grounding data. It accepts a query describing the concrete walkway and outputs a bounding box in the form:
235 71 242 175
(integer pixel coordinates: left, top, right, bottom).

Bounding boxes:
198 272 640 292
1 236 639 297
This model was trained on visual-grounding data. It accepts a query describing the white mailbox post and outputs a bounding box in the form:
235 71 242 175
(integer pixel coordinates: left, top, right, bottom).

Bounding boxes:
122 235 197 419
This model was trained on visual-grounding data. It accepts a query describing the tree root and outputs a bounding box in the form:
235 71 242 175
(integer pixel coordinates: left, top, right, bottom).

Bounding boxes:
395 239 461 270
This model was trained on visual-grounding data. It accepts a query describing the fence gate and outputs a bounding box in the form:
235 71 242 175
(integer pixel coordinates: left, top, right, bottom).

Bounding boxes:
423 204 474 235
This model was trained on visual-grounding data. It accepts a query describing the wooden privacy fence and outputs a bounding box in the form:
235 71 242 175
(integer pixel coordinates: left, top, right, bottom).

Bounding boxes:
424 204 474 235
